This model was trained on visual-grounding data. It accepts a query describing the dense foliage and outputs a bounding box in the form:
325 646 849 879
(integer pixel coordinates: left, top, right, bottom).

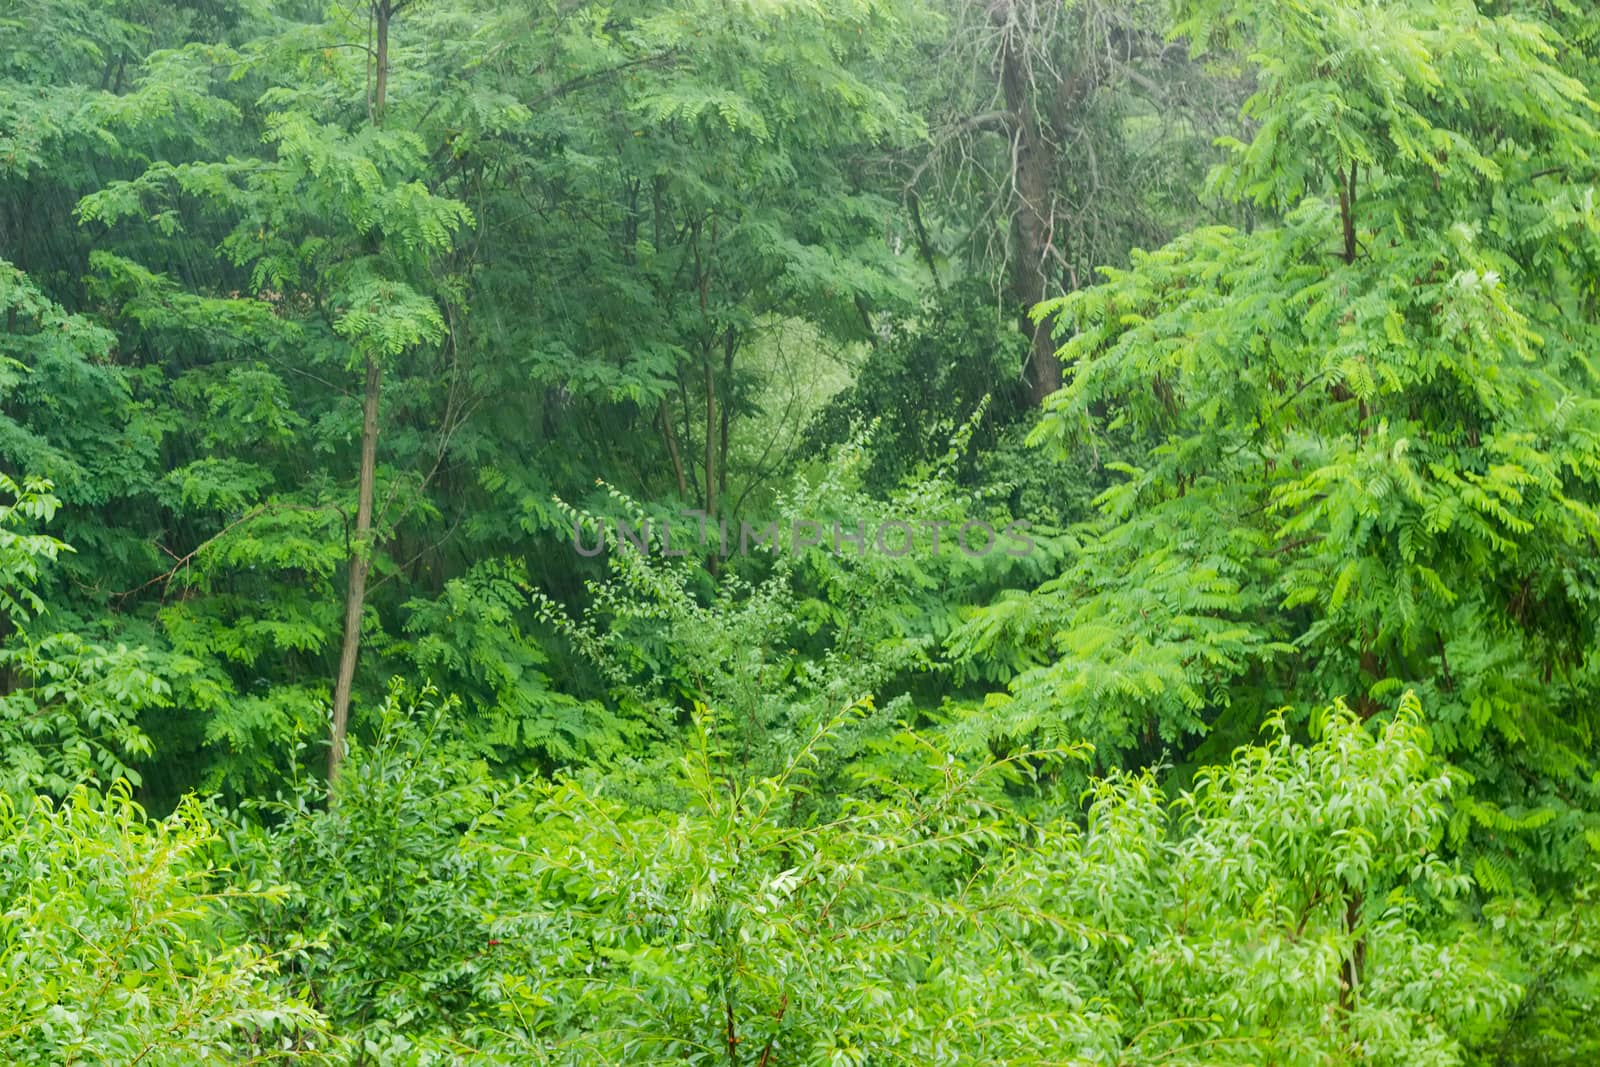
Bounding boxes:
3 0 1599 1062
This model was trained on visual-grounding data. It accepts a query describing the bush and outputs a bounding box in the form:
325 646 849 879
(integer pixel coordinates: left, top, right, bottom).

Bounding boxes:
0 783 327 1065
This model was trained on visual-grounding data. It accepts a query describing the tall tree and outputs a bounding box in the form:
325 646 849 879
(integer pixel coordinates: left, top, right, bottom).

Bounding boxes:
957 0 1600 890
79 0 471 785
906 0 1239 405
330 0 407 784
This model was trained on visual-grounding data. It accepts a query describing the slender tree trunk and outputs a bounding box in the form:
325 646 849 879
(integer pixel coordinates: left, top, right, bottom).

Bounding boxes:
1339 889 1366 1017
329 356 382 783
660 396 688 498
718 328 734 504
703 351 717 518
907 192 943 292
692 218 717 518
1339 160 1358 264
372 1 390 126
996 1 1062 406
676 372 700 492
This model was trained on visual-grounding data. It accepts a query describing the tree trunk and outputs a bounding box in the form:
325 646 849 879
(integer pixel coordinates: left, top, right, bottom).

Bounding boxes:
1339 160 1358 264
329 356 382 784
996 1 1062 406
693 218 717 519
718 328 734 504
660 396 688 498
703 351 717 518
676 372 700 492
1339 889 1366 1017
371 1 390 126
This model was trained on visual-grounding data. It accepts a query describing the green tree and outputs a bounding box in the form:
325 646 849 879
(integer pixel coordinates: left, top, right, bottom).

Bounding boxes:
78 0 472 786
959 0 1600 886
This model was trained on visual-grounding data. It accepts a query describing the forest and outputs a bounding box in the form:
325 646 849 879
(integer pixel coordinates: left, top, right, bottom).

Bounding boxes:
3 0 1600 1062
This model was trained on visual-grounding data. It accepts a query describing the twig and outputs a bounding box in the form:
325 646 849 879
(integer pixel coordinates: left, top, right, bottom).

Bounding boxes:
113 503 342 603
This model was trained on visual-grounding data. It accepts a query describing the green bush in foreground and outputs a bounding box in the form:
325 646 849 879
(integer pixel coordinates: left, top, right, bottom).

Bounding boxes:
216 692 1527 1064
6 687 1592 1063
0 784 327 1065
